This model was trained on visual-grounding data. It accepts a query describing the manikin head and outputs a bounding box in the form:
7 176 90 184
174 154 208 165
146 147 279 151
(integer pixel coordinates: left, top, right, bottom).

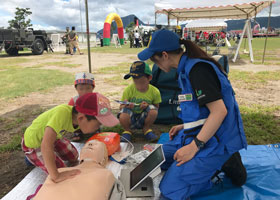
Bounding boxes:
80 140 108 167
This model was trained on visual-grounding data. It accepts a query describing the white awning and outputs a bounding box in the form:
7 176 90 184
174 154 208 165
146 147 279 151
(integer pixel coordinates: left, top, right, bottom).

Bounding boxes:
155 0 274 20
185 19 227 31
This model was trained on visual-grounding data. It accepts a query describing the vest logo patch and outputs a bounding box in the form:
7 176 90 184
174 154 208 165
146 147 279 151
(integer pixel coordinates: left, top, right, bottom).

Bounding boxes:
178 94 193 102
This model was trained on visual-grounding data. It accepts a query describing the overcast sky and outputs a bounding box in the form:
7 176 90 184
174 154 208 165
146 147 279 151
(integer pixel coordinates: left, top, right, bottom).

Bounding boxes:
0 0 279 32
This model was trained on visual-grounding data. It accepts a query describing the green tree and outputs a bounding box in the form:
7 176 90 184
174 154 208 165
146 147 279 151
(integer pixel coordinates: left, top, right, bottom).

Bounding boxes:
125 22 135 34
8 7 32 29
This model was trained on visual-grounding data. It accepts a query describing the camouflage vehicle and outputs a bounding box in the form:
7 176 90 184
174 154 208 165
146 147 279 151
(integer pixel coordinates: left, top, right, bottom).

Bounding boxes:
0 27 52 56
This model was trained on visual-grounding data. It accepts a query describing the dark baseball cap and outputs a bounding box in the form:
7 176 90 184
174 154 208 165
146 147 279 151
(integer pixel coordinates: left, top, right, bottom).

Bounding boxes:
138 29 180 61
124 61 152 79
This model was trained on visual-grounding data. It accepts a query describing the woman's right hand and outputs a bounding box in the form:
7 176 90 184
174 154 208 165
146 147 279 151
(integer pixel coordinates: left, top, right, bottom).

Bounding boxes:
51 169 81 183
169 124 184 140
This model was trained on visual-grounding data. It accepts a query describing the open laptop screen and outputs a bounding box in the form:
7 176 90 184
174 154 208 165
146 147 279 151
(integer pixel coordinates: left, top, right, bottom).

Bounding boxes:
130 145 165 191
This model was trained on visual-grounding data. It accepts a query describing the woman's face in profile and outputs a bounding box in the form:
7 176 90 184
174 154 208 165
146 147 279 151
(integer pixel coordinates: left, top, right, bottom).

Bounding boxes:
151 53 173 73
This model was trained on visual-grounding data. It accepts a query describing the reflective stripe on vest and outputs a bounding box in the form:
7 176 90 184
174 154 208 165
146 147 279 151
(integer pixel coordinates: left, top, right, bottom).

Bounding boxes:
184 118 206 129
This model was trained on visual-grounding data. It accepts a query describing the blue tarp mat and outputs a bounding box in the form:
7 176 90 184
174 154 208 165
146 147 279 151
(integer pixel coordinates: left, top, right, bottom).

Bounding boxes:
158 133 280 200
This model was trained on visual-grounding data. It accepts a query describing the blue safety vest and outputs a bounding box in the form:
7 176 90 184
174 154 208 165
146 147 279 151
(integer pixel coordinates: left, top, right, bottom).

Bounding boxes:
177 55 247 156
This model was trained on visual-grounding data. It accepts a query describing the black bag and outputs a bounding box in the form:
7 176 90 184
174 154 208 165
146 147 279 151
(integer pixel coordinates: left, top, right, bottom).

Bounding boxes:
150 64 182 124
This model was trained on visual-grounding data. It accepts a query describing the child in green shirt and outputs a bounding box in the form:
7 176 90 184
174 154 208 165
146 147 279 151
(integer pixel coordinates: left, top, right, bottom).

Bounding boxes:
22 93 118 183
118 61 162 142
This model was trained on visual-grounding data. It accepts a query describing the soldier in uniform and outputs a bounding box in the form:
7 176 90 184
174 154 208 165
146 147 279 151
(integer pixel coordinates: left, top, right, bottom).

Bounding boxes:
68 26 83 55
61 27 70 54
129 31 134 48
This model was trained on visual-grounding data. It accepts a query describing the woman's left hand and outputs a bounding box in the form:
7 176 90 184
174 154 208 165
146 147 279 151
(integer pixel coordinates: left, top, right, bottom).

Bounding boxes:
173 141 199 166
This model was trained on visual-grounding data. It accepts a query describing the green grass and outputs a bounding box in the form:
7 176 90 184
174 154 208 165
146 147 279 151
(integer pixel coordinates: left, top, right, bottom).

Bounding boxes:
29 64 46 68
101 124 124 133
0 57 30 66
240 105 280 144
96 62 131 74
0 134 22 152
104 75 131 86
83 43 143 54
0 57 31 70
219 37 280 64
229 69 280 89
44 61 81 68
0 68 73 99
103 91 121 97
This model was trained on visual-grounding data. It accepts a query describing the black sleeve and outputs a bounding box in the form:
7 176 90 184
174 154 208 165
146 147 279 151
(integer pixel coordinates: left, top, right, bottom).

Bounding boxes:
189 62 222 106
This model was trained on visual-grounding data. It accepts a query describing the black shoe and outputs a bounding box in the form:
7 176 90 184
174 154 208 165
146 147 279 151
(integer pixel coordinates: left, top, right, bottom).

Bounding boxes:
221 152 247 186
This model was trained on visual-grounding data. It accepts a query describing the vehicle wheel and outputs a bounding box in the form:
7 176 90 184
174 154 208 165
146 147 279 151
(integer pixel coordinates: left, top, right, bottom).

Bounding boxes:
5 47 18 56
32 38 44 55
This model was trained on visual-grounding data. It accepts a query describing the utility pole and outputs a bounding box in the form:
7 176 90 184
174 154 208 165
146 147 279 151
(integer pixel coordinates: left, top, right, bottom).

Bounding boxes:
84 0 92 73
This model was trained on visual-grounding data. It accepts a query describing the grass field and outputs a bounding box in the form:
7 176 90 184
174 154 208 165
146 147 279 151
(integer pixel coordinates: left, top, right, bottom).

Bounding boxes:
0 37 279 151
0 68 73 99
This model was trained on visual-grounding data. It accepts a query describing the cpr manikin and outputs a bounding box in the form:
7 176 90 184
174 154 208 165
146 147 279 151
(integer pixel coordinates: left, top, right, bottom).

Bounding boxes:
35 140 124 200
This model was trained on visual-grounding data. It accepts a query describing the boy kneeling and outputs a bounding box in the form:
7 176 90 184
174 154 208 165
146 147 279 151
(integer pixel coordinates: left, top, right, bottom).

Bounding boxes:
22 93 118 183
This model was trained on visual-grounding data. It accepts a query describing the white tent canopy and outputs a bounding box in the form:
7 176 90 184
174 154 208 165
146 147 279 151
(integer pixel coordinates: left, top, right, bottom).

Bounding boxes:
185 19 227 31
155 0 273 20
154 0 274 63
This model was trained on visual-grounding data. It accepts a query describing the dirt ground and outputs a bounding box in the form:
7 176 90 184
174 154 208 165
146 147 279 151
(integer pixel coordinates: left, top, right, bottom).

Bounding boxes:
0 51 280 198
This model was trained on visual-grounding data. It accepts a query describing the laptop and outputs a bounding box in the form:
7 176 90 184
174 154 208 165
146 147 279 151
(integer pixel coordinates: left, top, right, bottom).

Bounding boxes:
119 145 165 198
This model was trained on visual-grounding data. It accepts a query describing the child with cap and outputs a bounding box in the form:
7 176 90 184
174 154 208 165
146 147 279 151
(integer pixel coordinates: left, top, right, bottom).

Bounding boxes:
68 72 95 141
22 93 119 183
68 72 95 106
118 61 162 142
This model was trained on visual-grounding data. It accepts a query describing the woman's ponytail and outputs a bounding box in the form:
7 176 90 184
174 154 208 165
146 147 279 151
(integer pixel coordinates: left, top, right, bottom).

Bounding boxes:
179 39 225 73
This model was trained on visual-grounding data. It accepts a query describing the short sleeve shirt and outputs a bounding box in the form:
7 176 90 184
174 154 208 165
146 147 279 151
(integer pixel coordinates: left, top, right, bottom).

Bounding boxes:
189 62 222 106
68 31 76 40
24 104 77 148
121 84 162 114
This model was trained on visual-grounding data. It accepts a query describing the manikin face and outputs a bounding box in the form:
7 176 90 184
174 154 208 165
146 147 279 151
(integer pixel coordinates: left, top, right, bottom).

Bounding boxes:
80 140 108 167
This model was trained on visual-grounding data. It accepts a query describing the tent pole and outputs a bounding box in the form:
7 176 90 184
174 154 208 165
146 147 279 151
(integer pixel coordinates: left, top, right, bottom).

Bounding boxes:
232 20 248 62
262 2 273 64
168 13 170 26
84 0 92 73
247 20 254 62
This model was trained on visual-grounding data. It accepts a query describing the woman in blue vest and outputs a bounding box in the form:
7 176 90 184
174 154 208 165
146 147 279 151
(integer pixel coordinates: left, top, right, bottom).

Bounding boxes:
138 29 247 200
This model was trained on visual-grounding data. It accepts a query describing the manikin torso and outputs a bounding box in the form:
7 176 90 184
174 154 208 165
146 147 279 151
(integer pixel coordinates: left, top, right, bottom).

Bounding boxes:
34 140 115 200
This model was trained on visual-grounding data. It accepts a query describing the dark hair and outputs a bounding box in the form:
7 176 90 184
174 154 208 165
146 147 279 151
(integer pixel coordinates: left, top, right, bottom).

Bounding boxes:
72 106 97 121
151 39 224 73
72 26 75 30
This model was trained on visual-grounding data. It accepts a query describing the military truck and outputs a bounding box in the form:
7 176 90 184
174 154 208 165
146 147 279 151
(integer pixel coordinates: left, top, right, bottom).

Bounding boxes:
0 28 52 56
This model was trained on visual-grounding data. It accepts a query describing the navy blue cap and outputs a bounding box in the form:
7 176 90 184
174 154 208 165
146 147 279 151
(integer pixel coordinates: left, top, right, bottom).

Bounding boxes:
124 61 152 79
138 29 180 61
